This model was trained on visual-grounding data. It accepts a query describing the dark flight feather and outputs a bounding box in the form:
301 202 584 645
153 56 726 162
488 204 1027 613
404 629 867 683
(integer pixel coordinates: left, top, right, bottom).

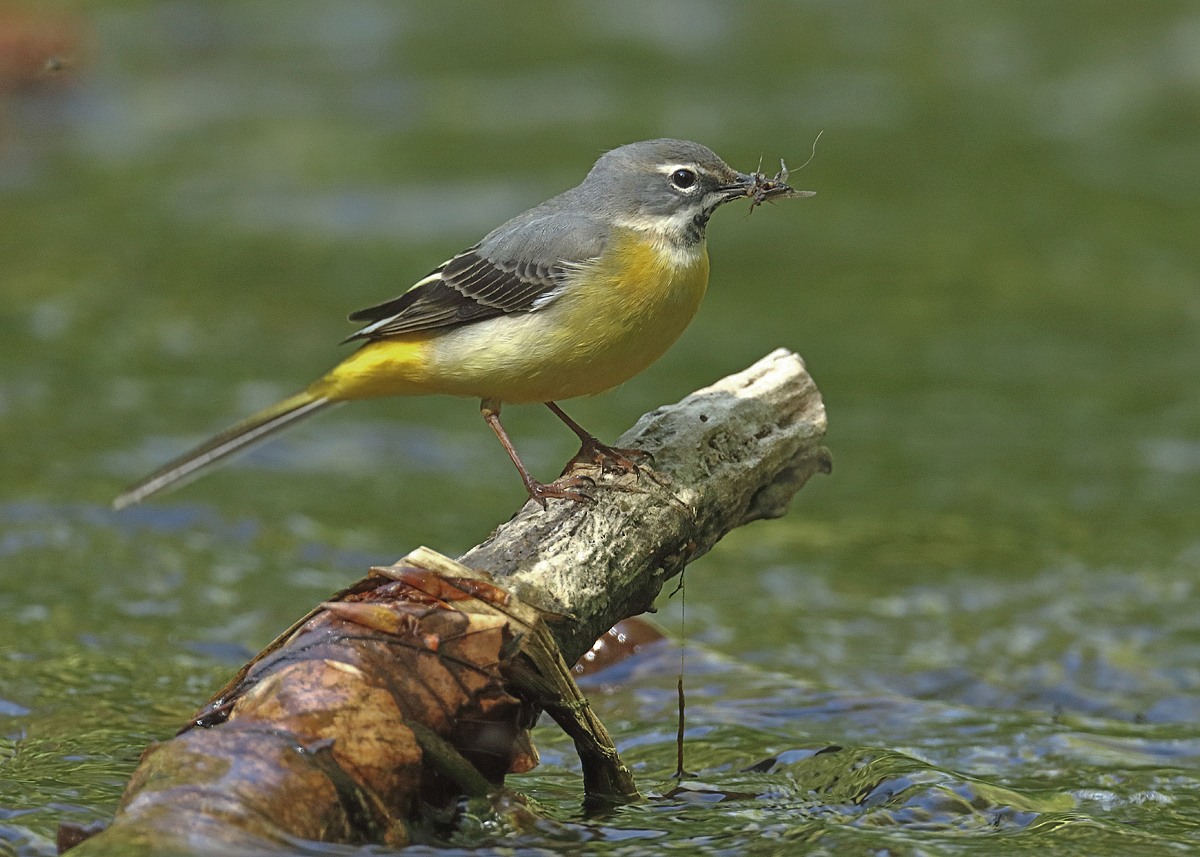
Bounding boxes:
344 248 569 342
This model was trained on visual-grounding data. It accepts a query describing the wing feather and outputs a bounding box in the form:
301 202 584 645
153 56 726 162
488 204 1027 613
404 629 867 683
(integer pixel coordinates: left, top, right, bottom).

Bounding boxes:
344 250 568 341
344 210 607 342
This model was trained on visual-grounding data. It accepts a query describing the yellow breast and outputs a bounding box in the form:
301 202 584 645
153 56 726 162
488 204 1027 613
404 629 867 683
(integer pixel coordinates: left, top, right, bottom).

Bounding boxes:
540 229 710 398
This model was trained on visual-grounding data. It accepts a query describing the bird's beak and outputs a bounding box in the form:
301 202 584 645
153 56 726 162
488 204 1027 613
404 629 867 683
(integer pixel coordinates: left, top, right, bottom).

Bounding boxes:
717 172 759 201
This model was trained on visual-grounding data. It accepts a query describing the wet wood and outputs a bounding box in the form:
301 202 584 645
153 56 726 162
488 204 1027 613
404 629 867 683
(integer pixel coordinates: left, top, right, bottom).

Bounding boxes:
61 349 828 854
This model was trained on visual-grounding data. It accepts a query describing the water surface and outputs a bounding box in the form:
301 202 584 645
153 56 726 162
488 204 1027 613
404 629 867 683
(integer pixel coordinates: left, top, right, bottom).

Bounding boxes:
2 1 1200 854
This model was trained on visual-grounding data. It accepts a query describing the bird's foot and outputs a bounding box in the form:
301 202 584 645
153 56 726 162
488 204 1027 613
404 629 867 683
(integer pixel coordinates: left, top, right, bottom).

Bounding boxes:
570 437 653 476
524 474 596 509
567 438 674 492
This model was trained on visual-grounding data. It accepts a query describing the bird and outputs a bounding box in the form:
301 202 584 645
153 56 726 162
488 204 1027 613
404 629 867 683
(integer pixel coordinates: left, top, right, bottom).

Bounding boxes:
113 139 811 510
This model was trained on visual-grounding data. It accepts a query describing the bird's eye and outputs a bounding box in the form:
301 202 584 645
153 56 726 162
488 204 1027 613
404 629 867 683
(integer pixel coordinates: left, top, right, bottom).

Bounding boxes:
670 168 697 190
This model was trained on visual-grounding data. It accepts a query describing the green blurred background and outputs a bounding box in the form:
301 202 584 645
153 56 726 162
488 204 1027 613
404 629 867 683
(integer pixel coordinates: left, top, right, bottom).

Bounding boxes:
3 1 1200 854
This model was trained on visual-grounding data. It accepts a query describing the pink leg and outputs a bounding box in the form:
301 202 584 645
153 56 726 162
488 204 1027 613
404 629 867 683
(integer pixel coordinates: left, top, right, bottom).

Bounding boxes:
481 399 593 508
545 401 652 474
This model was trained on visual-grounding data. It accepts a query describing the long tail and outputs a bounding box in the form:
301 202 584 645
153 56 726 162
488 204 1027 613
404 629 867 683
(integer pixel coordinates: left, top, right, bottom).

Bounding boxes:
112 391 336 509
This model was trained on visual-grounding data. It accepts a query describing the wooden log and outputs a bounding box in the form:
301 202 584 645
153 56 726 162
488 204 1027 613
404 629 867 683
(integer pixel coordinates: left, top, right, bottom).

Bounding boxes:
62 349 828 854
463 347 831 664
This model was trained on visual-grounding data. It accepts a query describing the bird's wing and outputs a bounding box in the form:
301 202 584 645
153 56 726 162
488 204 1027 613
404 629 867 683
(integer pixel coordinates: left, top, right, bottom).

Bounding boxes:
345 211 606 342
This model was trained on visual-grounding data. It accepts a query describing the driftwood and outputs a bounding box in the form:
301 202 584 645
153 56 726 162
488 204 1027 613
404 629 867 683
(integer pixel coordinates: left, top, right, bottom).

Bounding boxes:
62 349 829 855
464 347 830 665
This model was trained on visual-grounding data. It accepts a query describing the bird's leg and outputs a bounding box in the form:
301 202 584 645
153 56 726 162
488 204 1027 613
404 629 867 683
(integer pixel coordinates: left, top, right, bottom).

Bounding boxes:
480 399 593 508
545 401 653 475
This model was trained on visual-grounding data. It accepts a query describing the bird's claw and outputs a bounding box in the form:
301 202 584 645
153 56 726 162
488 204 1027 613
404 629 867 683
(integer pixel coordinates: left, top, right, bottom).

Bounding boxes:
571 438 653 475
525 474 596 509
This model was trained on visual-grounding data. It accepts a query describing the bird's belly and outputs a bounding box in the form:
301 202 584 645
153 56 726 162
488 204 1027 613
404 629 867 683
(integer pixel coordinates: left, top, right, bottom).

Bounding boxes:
429 239 709 403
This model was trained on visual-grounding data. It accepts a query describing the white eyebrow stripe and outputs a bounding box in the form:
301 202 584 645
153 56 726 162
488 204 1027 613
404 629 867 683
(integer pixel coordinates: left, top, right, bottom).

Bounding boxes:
656 162 701 174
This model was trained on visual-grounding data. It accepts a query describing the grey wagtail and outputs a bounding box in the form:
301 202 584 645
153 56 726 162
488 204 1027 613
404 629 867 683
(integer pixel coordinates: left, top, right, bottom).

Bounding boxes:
113 139 812 509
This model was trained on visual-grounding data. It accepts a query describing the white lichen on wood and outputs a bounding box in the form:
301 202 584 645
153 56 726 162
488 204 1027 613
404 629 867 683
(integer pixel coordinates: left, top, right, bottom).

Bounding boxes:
461 348 830 664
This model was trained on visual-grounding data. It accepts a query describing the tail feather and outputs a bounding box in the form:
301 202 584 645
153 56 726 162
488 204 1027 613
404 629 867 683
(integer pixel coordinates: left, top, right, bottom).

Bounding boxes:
113 392 335 510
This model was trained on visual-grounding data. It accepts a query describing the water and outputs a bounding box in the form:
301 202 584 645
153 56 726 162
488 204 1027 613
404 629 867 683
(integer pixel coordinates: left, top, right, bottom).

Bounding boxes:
2 0 1200 853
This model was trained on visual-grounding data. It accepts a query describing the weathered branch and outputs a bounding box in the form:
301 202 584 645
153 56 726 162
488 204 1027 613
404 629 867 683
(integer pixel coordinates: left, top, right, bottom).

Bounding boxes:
463 347 830 664
62 349 828 854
